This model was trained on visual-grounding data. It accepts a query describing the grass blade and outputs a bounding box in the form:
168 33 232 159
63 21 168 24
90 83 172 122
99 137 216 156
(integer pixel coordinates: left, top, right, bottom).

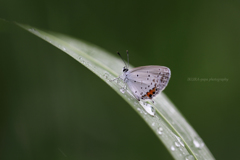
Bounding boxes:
16 23 215 160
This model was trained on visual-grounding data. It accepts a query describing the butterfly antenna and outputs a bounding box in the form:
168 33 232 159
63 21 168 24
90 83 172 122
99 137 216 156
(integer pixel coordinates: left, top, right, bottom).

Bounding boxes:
117 51 128 68
126 50 129 68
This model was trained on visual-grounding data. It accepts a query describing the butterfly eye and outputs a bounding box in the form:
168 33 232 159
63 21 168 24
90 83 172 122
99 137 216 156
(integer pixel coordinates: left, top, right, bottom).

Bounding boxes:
123 67 128 72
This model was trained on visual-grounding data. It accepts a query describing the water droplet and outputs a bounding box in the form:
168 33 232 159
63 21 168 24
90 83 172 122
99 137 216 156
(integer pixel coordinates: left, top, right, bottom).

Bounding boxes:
151 122 155 126
102 72 110 80
175 142 180 147
193 137 204 148
174 135 185 147
170 146 175 151
120 88 125 93
151 106 156 115
63 47 66 51
139 101 155 116
78 57 85 64
185 155 194 160
157 127 163 135
137 108 143 113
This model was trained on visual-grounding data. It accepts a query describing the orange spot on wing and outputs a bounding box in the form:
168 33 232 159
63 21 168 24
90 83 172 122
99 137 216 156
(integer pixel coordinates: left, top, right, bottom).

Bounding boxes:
146 87 157 98
152 88 156 92
142 87 157 99
147 92 151 97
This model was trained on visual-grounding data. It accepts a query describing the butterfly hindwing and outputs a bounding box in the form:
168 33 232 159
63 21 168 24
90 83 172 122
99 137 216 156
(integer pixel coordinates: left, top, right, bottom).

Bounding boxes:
126 66 171 100
126 79 152 101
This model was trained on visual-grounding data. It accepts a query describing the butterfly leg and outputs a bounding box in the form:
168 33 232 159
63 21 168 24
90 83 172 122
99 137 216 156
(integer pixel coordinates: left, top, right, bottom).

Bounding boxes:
110 76 120 82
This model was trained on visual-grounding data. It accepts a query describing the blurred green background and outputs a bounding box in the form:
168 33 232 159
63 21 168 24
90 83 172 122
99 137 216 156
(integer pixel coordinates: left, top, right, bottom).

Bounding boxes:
1 0 240 159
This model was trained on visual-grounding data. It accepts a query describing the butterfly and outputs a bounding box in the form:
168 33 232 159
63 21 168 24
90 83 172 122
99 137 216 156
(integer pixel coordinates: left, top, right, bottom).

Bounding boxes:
113 50 171 101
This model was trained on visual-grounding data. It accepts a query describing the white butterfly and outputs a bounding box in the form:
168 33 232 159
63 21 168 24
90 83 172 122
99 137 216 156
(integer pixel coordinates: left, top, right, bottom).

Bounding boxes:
113 50 171 101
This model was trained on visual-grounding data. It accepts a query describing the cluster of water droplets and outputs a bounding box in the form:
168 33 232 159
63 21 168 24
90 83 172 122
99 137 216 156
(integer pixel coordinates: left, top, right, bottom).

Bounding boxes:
164 132 196 159
169 134 206 159
157 127 163 135
174 135 185 147
170 135 185 154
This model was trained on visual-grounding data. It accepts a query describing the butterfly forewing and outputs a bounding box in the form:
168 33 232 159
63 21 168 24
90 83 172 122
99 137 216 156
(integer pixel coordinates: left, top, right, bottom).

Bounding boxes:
126 66 171 100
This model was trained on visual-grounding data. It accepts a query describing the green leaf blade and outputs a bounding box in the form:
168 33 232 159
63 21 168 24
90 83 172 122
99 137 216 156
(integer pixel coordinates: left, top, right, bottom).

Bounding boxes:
17 23 215 160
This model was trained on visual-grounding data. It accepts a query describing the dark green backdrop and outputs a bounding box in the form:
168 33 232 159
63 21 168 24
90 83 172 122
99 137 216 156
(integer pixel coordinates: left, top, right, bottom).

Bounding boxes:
1 0 240 159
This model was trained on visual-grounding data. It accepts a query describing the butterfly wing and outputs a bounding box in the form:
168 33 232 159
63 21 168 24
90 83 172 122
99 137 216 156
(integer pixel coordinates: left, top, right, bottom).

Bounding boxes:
126 66 171 100
126 80 150 101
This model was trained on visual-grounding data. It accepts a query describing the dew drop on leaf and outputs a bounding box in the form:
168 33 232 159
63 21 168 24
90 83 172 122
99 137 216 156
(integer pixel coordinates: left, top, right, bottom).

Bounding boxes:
185 155 194 160
120 88 125 93
157 127 163 135
193 137 204 149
